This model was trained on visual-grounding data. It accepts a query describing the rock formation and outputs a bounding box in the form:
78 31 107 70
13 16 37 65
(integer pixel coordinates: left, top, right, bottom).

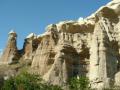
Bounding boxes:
23 33 39 60
31 22 93 86
0 30 19 64
31 0 120 89
0 0 120 89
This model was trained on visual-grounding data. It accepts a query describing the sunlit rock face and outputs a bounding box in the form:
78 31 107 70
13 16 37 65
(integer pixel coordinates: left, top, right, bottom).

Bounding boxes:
23 33 40 60
88 1 120 89
31 0 120 89
0 30 20 64
31 21 94 86
31 24 59 75
1 0 120 89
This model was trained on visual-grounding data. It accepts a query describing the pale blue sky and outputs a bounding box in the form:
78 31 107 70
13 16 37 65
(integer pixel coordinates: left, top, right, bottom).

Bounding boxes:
0 0 110 50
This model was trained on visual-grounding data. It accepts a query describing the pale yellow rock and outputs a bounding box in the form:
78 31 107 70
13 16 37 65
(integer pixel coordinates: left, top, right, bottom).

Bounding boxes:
23 33 39 60
0 30 19 64
31 0 120 89
1 0 120 89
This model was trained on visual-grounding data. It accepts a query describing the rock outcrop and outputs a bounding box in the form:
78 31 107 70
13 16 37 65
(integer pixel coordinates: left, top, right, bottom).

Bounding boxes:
23 33 39 60
31 22 93 86
0 0 120 89
0 30 20 64
31 0 120 89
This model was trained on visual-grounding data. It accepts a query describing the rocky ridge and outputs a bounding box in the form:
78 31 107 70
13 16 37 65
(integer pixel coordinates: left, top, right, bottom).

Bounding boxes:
0 0 120 89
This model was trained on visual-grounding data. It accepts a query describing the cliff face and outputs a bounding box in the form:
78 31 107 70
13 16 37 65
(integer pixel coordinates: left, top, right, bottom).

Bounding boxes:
31 22 94 86
31 1 120 88
1 0 120 89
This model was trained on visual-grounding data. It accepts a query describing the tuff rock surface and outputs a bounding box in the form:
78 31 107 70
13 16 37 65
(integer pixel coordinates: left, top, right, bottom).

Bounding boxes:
0 30 20 64
0 0 120 89
23 33 39 60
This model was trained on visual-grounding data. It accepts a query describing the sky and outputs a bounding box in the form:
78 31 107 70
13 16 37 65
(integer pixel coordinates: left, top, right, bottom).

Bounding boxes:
0 0 111 50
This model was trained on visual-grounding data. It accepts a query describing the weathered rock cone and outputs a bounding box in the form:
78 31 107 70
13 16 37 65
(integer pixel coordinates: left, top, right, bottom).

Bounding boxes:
23 33 39 60
0 30 19 64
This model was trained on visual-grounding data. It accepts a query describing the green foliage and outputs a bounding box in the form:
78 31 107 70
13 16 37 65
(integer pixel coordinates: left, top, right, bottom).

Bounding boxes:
1 77 16 90
14 72 42 90
43 84 63 90
1 71 63 90
68 76 90 90
2 71 92 90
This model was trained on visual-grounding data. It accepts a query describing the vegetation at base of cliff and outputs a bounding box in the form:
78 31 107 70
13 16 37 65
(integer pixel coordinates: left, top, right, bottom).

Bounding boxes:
1 70 91 90
68 76 90 90
1 71 62 90
1 71 92 90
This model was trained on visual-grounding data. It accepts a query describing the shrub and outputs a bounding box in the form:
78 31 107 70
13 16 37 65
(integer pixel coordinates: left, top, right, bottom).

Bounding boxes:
68 76 90 90
1 71 63 90
1 77 16 90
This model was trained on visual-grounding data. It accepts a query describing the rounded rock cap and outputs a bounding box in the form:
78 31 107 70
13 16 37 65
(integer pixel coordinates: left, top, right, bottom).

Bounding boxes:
9 30 16 34
8 30 17 37
26 33 36 39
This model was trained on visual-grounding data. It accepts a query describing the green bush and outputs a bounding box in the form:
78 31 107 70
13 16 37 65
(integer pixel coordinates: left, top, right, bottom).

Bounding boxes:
1 77 16 90
2 71 92 90
1 71 63 90
68 76 90 90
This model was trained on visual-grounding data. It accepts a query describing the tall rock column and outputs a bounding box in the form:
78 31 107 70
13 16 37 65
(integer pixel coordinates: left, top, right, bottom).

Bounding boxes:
0 30 19 64
89 18 118 89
